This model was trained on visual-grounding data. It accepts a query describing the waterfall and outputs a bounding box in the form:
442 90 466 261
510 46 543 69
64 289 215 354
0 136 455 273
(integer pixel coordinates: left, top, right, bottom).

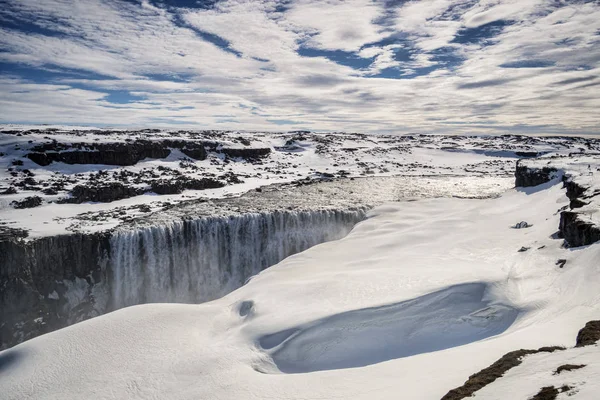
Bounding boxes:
108 208 367 309
1 207 367 349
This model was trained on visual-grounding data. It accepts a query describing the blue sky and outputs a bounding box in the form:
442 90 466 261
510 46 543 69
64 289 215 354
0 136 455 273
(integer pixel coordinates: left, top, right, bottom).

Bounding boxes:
0 0 599 134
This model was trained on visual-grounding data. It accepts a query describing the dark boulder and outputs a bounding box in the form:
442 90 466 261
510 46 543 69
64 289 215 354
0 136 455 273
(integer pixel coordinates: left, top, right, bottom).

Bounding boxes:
150 177 225 194
64 183 142 203
11 196 42 209
1 187 17 195
183 178 225 190
150 180 183 195
575 320 600 347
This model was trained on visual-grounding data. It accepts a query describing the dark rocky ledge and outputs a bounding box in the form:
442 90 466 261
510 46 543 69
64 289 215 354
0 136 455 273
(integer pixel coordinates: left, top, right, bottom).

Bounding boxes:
27 139 207 166
221 147 271 159
515 157 600 247
0 232 111 348
514 159 558 187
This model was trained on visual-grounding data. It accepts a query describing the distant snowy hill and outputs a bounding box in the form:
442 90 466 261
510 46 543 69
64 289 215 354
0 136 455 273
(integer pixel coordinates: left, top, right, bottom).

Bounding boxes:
2 127 598 237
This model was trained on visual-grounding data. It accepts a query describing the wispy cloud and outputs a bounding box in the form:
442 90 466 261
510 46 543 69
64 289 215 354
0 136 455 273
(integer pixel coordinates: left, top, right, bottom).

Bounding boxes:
0 0 599 134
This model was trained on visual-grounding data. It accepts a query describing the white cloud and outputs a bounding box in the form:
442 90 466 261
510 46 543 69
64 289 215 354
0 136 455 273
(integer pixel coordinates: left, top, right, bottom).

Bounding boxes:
0 0 599 135
285 0 389 52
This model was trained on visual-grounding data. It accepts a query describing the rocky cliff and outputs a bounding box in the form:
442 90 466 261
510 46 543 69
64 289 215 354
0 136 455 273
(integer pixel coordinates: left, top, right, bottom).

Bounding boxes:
0 207 366 349
515 156 600 247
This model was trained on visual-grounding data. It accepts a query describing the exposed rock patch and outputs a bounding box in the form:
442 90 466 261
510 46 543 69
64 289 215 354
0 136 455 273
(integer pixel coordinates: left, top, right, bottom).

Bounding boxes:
11 196 42 209
559 211 600 247
27 139 207 166
515 160 558 187
61 183 143 204
554 364 585 375
441 346 565 400
575 320 600 347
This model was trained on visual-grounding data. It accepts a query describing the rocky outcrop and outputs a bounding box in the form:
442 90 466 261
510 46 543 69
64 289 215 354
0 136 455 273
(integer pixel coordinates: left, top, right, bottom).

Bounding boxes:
10 196 42 209
559 211 600 247
61 183 143 203
514 160 599 248
514 160 558 187
0 232 110 349
563 178 589 209
150 177 225 194
27 139 207 167
575 320 600 347
221 147 271 159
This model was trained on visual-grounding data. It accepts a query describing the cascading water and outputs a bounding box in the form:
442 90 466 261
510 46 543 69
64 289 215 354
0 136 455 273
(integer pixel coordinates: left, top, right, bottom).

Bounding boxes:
109 209 366 309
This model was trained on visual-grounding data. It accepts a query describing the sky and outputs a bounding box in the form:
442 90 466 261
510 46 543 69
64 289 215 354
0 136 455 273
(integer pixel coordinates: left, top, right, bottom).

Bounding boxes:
0 0 599 134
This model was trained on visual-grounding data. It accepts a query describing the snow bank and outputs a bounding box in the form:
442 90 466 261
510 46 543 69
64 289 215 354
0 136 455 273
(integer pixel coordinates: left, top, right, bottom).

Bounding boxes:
2 174 599 399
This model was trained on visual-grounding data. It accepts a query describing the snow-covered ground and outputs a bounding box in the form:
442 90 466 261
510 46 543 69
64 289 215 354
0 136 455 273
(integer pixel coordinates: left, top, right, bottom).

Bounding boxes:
2 172 599 399
2 126 598 237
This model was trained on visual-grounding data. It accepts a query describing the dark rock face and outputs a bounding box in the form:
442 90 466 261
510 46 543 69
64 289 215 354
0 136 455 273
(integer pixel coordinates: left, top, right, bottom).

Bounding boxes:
221 147 271 159
514 161 558 187
575 320 600 347
559 211 600 247
63 183 143 203
556 175 600 247
11 196 42 209
0 233 110 349
151 177 225 194
563 179 589 209
151 180 183 194
162 140 207 160
27 139 207 166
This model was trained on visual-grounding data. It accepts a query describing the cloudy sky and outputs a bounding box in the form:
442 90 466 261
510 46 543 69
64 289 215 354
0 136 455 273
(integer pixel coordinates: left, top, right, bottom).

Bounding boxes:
1 0 599 134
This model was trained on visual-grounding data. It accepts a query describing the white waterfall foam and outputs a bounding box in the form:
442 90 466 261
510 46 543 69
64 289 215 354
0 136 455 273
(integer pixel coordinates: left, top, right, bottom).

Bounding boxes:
108 209 367 309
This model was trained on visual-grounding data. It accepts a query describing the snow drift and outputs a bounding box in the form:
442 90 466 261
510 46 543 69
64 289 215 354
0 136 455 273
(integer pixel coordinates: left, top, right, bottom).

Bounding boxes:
2 170 599 399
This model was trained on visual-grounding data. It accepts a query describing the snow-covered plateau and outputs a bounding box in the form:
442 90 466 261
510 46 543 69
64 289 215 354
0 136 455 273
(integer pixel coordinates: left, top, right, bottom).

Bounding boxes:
1 127 599 399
